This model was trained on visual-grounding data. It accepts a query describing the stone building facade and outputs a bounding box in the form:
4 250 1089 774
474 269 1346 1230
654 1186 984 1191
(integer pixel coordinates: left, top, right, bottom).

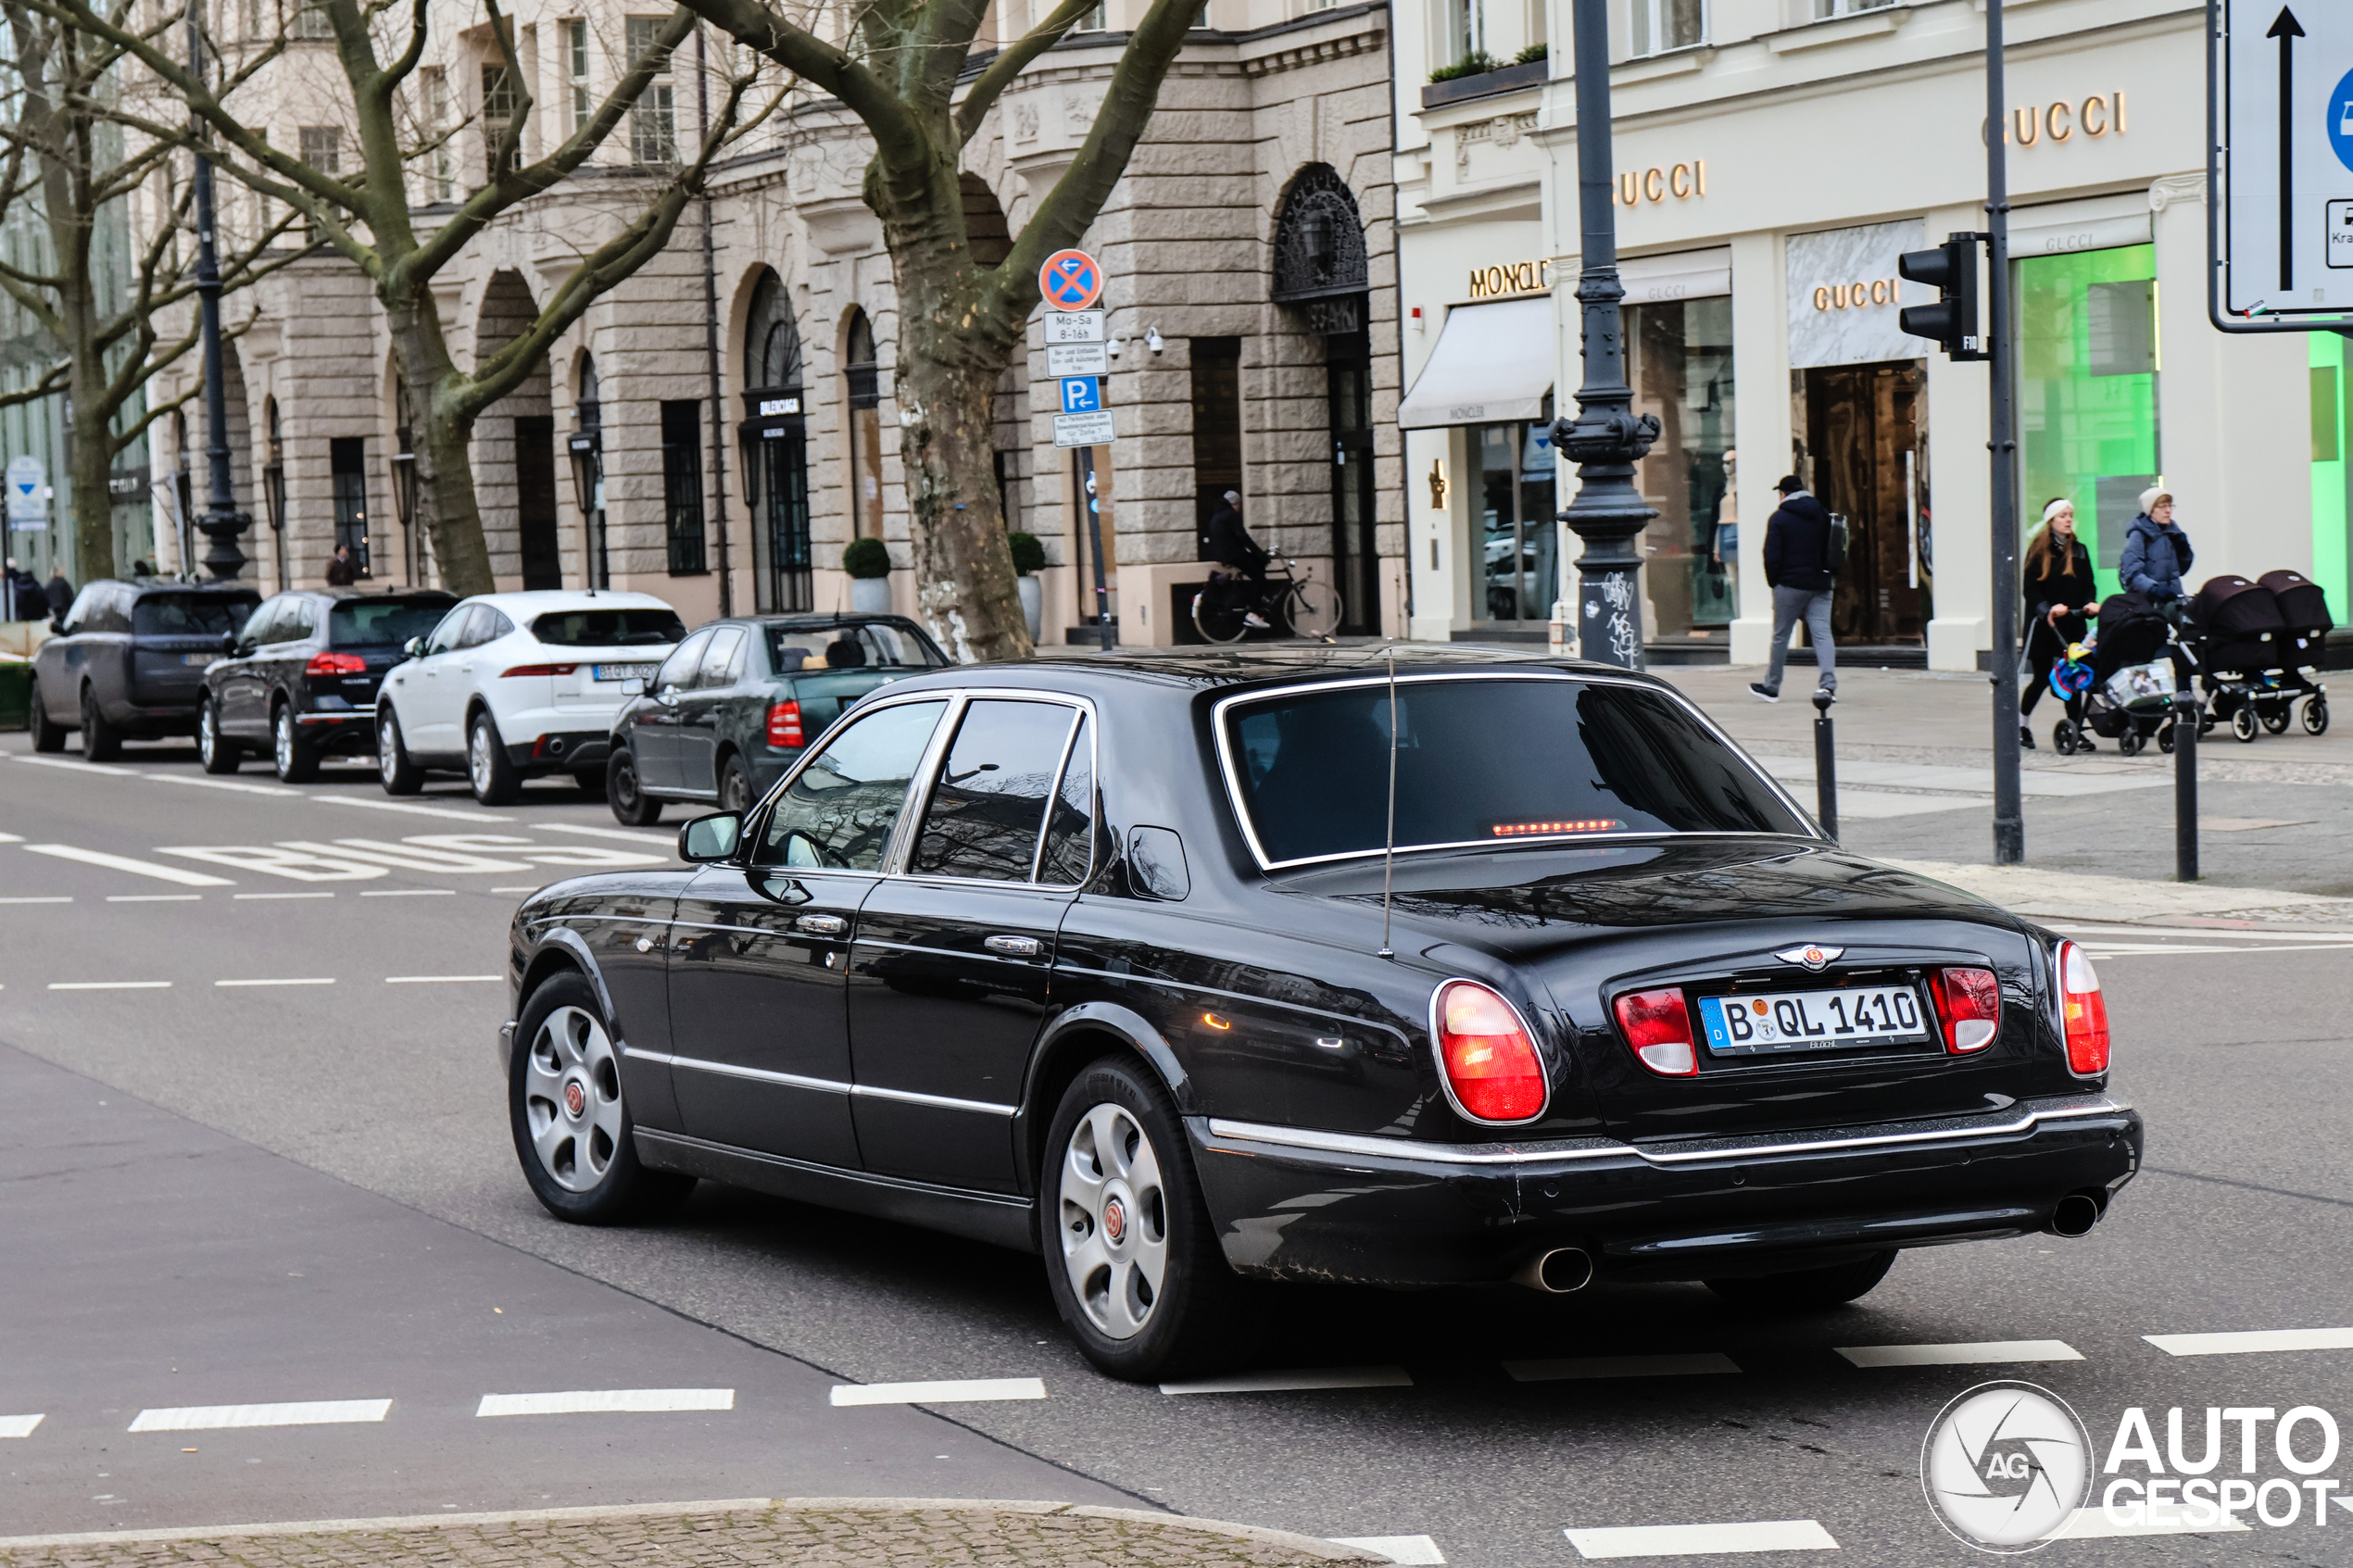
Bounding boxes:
157 0 1403 649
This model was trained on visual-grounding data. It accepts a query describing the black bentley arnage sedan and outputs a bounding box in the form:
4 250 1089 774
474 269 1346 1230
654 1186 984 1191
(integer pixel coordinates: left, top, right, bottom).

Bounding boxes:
497 649 2140 1380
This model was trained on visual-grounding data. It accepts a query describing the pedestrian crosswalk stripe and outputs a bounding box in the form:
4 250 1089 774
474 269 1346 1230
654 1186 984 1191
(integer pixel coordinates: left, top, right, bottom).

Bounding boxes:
1329 1536 1444 1563
129 1400 392 1432
1564 1519 1838 1558
477 1389 734 1417
828 1378 1045 1406
0 1415 44 1438
2145 1326 2353 1356
1837 1339 2083 1368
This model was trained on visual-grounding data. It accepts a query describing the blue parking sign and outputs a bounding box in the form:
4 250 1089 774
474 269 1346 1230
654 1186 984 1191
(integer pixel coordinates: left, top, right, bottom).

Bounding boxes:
1059 376 1101 413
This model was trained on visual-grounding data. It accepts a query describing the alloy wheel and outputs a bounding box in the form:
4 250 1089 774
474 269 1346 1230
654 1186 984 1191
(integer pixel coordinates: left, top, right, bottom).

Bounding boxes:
199 706 220 767
522 1005 626 1192
1057 1101 1170 1340
378 720 399 784
275 709 295 774
470 723 495 794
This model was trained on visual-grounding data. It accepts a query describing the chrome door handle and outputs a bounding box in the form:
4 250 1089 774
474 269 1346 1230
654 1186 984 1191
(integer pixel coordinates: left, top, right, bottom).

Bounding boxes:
796 913 848 935
984 935 1042 957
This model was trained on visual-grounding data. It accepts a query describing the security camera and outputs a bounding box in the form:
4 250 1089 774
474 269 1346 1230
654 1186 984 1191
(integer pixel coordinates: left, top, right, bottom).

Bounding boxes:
1145 326 1165 355
1106 337 1123 360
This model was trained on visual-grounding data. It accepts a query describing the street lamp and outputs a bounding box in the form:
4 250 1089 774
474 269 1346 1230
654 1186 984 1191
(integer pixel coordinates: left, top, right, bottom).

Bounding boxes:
388 435 417 587
262 400 286 589
187 15 248 581
568 429 606 588
1550 0 1660 669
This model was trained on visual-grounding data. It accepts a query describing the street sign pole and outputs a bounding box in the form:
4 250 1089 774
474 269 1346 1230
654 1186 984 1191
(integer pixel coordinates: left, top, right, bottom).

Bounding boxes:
1080 448 1111 652
1038 254 1115 652
1987 0 2024 866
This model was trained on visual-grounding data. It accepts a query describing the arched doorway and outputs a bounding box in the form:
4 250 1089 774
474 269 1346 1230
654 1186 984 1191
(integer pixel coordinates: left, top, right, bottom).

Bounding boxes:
476 270 561 588
1272 166 1378 634
740 270 811 612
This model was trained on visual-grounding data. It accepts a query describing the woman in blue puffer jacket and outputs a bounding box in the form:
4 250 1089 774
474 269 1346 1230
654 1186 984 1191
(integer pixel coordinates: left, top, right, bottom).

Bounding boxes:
2117 488 2193 605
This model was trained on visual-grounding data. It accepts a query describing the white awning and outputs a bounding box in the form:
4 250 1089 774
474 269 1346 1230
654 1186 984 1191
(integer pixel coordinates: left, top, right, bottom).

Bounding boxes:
1398 297 1554 430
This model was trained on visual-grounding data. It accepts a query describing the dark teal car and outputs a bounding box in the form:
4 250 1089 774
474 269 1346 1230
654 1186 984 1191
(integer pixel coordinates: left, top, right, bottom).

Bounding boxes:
605 614 949 823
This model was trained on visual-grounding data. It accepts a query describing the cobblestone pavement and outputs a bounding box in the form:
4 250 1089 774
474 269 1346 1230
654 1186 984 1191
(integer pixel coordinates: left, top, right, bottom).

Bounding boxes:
0 1502 1380 1568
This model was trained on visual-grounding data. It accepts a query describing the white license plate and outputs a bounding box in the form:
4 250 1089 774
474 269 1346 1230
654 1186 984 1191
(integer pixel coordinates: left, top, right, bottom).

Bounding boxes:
182 652 213 666
1698 985 1927 1057
591 663 654 682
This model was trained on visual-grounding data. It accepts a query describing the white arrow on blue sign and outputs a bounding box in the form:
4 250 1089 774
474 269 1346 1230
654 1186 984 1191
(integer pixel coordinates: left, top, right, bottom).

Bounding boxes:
1059 376 1101 414
6 454 46 525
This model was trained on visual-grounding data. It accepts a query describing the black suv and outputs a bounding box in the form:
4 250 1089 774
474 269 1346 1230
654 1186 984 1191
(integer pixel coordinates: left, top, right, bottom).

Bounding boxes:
198 589 457 781
32 581 261 759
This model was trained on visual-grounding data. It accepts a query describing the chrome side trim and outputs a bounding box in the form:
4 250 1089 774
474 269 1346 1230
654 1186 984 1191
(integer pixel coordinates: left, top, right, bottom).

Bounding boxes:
1204 1095 2132 1170
659 1050 1018 1117
851 1081 1019 1117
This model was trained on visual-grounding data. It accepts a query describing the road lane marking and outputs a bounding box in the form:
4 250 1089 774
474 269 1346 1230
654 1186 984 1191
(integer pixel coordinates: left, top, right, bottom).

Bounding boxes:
384 974 501 984
359 888 456 897
0 832 21 842
49 982 170 990
492 886 541 893
0 1415 43 1438
1158 1367 1412 1395
535 822 674 847
1837 1340 2084 1368
287 838 535 873
828 1378 1046 1406
234 892 333 900
2145 1326 2353 1356
1505 1354 1740 1381
1330 1537 1444 1564
2092 942 2353 959
1563 1520 1838 1558
107 895 201 903
2054 1505 2252 1537
313 796 513 823
128 1399 391 1432
157 846 384 881
24 845 233 885
476 1388 735 1417
0 897 72 904
216 978 336 988
143 774 300 797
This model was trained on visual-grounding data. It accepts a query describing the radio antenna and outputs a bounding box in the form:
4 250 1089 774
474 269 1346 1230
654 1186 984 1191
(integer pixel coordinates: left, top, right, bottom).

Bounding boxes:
1378 644 1398 960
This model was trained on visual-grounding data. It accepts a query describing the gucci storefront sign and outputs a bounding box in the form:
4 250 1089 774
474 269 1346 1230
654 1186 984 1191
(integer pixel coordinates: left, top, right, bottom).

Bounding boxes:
1785 219 1929 370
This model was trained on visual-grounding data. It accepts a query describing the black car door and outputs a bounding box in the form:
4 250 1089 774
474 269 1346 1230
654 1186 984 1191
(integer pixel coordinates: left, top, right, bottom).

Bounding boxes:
848 696 1089 1194
673 624 747 796
222 598 288 736
663 695 952 1166
630 628 711 793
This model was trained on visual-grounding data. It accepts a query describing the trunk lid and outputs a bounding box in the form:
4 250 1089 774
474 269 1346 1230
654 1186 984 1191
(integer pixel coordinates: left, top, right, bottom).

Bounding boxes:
130 637 226 707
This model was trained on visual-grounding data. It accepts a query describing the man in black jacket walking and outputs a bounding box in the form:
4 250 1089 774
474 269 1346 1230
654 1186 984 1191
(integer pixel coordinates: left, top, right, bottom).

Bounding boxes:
1752 475 1837 703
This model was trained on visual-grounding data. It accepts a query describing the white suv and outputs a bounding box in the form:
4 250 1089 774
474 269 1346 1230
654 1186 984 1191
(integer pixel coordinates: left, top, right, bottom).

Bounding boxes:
376 590 685 804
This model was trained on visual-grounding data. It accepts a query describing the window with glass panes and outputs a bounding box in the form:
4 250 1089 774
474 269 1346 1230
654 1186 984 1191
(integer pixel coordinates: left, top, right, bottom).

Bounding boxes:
482 65 519 180
566 19 590 136
1631 0 1703 55
2015 244 2158 594
626 18 676 163
661 399 707 574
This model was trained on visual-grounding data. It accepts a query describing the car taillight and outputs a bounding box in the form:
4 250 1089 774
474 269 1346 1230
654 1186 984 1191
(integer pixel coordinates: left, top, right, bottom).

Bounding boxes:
1434 980 1547 1122
500 663 578 678
1612 986 1696 1076
1928 967 2001 1053
305 651 368 676
2056 941 2109 1074
767 699 805 747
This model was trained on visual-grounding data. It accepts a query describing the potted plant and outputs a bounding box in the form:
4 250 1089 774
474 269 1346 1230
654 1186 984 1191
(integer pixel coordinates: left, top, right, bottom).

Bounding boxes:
842 536 892 613
1008 531 1047 643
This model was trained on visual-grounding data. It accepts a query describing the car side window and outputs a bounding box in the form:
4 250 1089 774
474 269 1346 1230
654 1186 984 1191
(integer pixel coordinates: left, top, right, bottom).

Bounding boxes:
238 600 283 646
280 600 318 642
655 629 713 694
910 699 1079 883
462 608 512 647
96 589 135 633
1038 715 1095 886
424 605 473 656
698 626 746 688
754 699 949 872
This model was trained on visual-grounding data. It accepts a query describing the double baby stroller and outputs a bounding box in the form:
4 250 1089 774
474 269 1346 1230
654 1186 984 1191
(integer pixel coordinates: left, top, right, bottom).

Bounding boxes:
2184 571 2332 741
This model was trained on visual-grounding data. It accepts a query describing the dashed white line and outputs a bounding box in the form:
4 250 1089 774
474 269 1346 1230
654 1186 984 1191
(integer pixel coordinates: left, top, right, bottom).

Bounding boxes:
0 831 22 842
0 896 71 905
359 888 456 897
143 774 300 797
828 1378 1046 1407
2054 1505 2252 1538
477 1388 735 1417
1505 1354 1740 1382
384 974 502 985
22 845 233 886
1837 1340 2083 1369
0 1415 44 1438
128 1399 392 1432
1158 1367 1412 1396
49 981 171 991
2145 1326 2353 1357
216 978 337 988
1563 1520 1839 1558
1330 1536 1444 1564
313 795 512 823
107 895 201 903
234 892 333 900
491 886 542 894
535 822 674 847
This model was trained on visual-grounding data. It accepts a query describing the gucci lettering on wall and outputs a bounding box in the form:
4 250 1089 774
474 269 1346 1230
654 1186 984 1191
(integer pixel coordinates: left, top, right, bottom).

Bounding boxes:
1468 259 1552 299
1617 159 1706 207
1987 91 2127 147
1785 218 1929 370
1813 277 1903 312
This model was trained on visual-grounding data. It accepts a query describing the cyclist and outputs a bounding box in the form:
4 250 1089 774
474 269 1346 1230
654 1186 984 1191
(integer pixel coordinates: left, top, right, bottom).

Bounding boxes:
1204 490 1272 631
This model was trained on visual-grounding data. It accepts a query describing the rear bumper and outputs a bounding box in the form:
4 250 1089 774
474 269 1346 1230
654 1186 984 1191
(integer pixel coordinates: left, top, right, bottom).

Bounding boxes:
507 732 610 772
1191 1093 2141 1286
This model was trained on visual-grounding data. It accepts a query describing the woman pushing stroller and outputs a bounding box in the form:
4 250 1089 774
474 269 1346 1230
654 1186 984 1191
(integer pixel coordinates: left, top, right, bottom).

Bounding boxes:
2019 498 2100 749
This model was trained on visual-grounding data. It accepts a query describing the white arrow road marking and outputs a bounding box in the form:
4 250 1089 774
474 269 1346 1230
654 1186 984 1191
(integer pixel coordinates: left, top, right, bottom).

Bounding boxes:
828 1378 1045 1406
476 1389 734 1417
23 845 233 885
128 1400 391 1432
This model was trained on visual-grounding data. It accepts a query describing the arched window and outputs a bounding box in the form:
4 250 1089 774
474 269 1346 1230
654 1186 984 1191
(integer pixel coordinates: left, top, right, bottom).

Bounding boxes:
740 272 812 612
578 354 602 429
746 270 803 391
843 308 884 542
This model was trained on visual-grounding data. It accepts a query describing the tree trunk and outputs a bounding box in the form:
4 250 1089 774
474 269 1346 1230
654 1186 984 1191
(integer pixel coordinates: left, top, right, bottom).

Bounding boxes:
65 345 118 582
386 295 497 596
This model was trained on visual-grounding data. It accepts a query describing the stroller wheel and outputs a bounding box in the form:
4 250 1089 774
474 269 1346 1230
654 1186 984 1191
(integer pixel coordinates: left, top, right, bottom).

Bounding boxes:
2158 722 2176 755
2053 721 2080 755
2118 728 2144 758
2261 705 2292 734
2232 704 2260 743
2305 695 2331 735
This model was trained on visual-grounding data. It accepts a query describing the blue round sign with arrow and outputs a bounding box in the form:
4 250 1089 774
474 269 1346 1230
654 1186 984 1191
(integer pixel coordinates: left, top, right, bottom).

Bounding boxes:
2329 62 2353 172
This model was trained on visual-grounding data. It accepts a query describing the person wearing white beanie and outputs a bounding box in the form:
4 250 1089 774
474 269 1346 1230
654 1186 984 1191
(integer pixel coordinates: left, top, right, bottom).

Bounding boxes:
2118 487 2193 604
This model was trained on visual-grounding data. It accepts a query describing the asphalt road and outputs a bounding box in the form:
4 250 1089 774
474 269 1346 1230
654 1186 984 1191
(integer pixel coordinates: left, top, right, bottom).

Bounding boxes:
5 734 2352 1566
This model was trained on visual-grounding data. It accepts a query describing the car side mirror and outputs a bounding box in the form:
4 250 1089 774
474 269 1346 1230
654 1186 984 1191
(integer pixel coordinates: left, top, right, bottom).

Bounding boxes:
220 631 240 655
403 636 426 659
1126 825 1189 901
679 811 743 864
50 615 67 634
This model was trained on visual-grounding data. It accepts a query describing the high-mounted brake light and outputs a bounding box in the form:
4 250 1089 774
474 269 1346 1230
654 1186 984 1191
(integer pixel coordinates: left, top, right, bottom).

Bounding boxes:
501 663 579 678
1433 980 1547 1123
1613 987 1696 1076
1929 967 2001 1053
305 651 368 676
767 699 805 747
2056 941 2109 1075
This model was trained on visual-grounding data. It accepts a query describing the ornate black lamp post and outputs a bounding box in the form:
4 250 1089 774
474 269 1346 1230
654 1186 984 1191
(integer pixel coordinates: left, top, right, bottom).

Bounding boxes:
188 8 248 581
1551 0 1658 669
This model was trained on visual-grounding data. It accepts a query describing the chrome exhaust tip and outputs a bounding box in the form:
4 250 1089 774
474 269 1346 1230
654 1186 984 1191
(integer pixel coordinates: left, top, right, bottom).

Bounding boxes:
1515 1247 1594 1294
2045 1192 2103 1238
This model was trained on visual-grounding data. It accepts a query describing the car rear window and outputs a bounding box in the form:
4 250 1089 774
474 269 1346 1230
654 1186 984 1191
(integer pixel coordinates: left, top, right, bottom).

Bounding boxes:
1223 676 1806 867
330 597 454 646
768 621 946 671
132 594 258 636
530 608 686 647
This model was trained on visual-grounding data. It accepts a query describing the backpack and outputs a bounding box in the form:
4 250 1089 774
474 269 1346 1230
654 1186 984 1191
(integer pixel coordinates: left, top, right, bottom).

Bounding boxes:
1826 513 1849 574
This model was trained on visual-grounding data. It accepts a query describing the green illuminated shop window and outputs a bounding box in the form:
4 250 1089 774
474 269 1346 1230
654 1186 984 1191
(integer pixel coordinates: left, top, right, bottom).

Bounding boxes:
2310 333 2352 615
2016 244 2158 596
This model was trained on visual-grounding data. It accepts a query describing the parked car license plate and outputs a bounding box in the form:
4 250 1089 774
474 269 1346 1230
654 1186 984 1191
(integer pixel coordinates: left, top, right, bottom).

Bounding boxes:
591 663 657 682
182 652 213 666
1698 985 1927 1057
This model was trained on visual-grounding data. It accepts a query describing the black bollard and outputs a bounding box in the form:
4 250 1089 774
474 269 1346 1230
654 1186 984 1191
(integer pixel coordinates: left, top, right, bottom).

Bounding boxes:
2174 691 2198 883
1813 688 1839 842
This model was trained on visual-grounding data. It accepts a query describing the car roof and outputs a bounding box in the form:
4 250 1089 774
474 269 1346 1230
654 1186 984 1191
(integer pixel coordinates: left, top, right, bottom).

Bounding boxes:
293 588 457 602
862 646 1659 703
97 578 261 596
743 613 920 629
468 590 677 612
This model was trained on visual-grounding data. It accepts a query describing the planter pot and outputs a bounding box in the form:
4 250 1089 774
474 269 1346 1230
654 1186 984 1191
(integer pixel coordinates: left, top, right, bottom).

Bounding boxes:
1018 575 1042 643
849 576 891 614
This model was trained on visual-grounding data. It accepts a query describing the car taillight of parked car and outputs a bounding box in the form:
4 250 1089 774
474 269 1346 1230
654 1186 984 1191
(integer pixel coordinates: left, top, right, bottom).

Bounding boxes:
2055 941 2109 1075
767 699 804 747
1928 967 2001 1054
1613 986 1697 1077
1433 980 1547 1122
305 651 368 676
500 664 580 678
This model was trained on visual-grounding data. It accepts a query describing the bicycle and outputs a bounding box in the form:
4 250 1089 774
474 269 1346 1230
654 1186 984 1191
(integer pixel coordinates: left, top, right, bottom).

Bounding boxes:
1190 559 1342 645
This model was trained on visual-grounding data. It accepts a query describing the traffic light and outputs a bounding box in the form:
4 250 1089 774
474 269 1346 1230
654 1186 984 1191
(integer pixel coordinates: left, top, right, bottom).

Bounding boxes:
1897 234 1984 360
